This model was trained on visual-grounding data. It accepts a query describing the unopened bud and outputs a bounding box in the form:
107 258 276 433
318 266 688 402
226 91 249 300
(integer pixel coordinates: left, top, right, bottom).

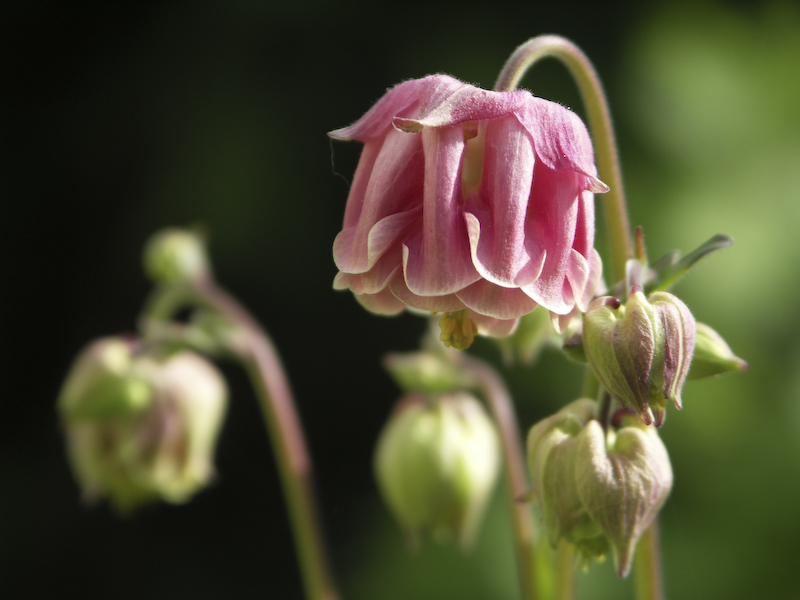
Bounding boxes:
688 322 748 380
374 393 500 547
143 228 210 285
583 290 696 426
59 341 228 512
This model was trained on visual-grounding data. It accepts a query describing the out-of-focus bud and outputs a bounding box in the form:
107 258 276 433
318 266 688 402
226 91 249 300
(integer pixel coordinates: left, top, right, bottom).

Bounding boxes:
688 322 748 380
561 321 588 364
374 393 500 548
382 352 467 395
583 289 696 426
143 228 211 285
496 306 559 366
59 339 228 513
527 401 673 577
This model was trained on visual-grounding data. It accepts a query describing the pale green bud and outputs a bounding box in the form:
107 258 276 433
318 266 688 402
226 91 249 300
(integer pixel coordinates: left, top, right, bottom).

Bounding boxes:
527 402 673 577
143 228 210 284
688 322 748 380
495 305 558 365
374 393 500 548
382 352 467 395
60 343 228 512
584 290 696 427
576 419 673 577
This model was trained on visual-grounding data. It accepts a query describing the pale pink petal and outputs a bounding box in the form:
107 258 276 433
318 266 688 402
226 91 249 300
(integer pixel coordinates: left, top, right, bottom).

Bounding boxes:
579 248 604 310
521 164 580 314
550 306 581 334
471 313 520 338
402 125 481 296
332 245 403 295
394 76 529 132
564 249 590 311
329 79 425 141
389 275 467 313
333 129 424 274
353 287 407 316
462 115 548 289
456 279 538 320
515 99 608 191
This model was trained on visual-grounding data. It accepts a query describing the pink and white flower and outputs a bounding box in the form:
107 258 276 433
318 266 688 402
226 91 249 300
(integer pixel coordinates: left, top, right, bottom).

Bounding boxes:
331 74 607 336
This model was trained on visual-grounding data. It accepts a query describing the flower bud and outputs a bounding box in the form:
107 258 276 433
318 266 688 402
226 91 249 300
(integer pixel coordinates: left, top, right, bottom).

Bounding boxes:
527 401 673 577
59 339 228 512
583 290 696 426
688 322 748 380
374 393 500 547
143 228 210 285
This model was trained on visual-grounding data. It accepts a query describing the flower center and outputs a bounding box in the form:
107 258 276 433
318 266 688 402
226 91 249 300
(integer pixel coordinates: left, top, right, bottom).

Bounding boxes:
460 120 487 196
438 310 478 351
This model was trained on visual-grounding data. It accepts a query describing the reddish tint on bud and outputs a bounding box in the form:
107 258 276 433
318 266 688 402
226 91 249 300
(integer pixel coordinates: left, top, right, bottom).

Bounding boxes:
583 290 696 426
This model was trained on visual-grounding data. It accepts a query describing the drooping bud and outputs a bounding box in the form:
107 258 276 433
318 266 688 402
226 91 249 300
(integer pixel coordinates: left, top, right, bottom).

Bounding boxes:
688 322 748 380
583 290 696 426
374 393 500 548
495 305 559 366
382 351 468 395
143 228 211 285
576 418 673 577
59 339 228 512
527 401 673 577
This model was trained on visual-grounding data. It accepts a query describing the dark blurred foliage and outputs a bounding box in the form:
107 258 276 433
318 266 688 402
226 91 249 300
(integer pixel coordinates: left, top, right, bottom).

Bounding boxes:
2 1 799 599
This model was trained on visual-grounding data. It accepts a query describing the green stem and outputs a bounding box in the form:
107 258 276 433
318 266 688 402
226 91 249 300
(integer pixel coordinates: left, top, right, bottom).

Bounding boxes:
555 540 576 600
494 35 633 284
141 282 340 600
460 356 539 600
634 522 665 600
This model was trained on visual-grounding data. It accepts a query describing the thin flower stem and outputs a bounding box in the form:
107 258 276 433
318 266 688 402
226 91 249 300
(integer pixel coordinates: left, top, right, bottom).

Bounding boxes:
634 521 665 600
495 35 633 284
555 540 576 600
141 281 340 600
460 355 539 600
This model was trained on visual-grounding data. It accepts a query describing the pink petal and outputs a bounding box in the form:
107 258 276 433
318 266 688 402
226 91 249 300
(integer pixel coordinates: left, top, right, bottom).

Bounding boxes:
402 125 481 296
463 115 547 288
393 75 529 131
332 245 402 295
353 287 407 316
456 279 538 320
471 313 520 338
515 98 608 191
333 129 424 274
329 79 425 142
389 274 467 313
521 163 581 314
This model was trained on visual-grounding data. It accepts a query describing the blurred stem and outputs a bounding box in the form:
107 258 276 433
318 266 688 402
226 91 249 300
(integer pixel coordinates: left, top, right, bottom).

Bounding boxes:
555 540 576 600
460 355 541 600
141 280 340 600
634 522 665 600
495 35 633 284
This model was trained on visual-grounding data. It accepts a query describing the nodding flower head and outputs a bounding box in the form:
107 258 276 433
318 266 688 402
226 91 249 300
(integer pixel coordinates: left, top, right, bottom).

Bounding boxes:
330 75 607 345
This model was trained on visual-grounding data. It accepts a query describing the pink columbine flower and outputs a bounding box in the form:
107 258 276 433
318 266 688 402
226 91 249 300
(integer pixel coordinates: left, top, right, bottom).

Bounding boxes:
330 74 607 337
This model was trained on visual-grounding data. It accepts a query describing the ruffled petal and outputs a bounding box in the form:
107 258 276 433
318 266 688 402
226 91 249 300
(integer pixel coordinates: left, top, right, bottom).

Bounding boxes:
456 279 538 320
471 313 520 338
389 274 466 313
353 287 407 316
522 164 581 314
463 115 546 288
393 75 529 132
515 98 608 192
333 129 424 274
402 125 481 296
329 79 425 142
332 243 403 295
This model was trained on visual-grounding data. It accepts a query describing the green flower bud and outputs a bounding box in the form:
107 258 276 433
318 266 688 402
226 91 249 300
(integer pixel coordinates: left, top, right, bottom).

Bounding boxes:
576 419 673 577
583 290 696 426
143 228 210 285
687 322 748 380
382 351 467 395
495 306 558 365
527 402 673 577
59 340 228 513
374 393 500 548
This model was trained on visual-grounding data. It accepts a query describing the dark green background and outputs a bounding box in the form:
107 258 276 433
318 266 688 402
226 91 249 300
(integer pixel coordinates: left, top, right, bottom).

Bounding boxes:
3 1 798 598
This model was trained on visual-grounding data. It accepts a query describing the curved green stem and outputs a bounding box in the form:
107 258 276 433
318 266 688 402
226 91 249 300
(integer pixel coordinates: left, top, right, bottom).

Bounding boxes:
495 35 633 284
140 281 340 600
459 356 540 600
634 521 665 600
555 540 576 600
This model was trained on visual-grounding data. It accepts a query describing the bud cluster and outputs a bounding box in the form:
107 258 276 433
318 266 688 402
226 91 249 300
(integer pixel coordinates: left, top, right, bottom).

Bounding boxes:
527 400 673 576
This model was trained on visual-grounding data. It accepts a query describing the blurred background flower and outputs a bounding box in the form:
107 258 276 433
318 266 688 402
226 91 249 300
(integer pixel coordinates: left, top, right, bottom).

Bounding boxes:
2 1 798 599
